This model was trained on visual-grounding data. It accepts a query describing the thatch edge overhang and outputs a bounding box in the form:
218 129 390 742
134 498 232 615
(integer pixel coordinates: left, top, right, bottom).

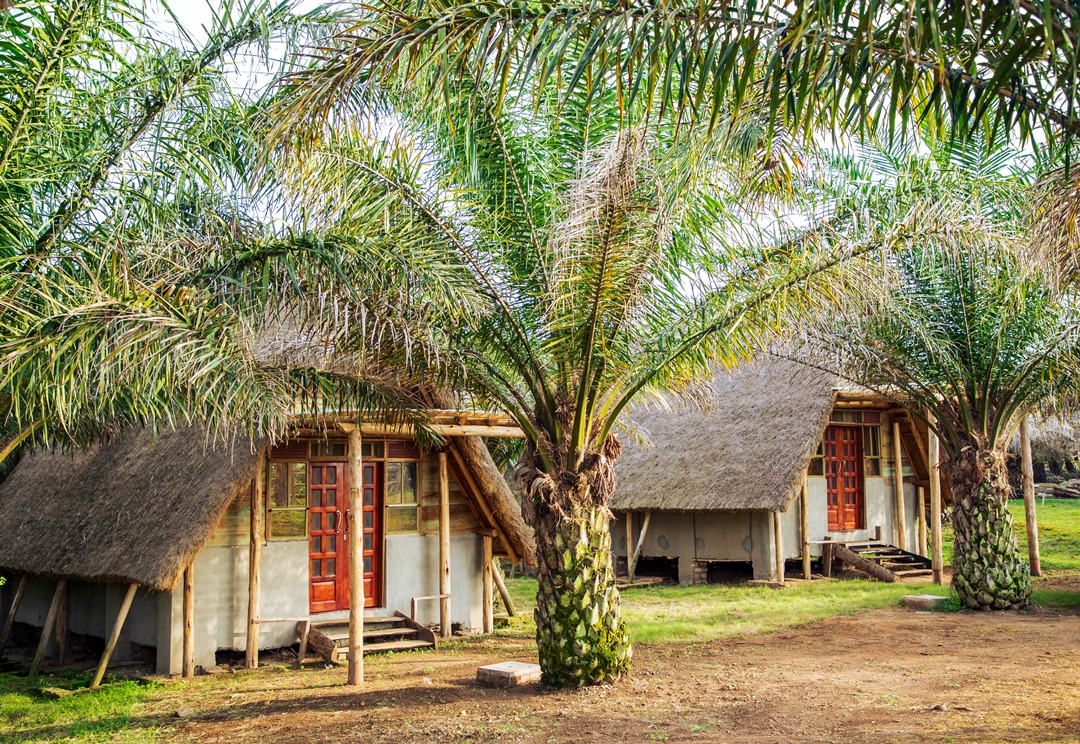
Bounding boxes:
610 358 842 513
0 428 266 591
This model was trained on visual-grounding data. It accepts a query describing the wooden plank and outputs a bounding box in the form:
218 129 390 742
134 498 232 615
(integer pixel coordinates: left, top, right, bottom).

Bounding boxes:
799 475 811 580
772 510 785 585
438 452 452 638
0 574 27 660
822 538 833 579
183 566 194 678
90 583 137 689
929 414 944 585
917 486 928 558
892 421 908 552
347 427 365 685
628 511 652 582
833 544 897 582
624 512 634 577
54 581 67 666
30 580 66 677
246 461 265 670
393 611 438 649
1020 418 1042 577
359 423 525 439
482 535 494 634
492 559 516 617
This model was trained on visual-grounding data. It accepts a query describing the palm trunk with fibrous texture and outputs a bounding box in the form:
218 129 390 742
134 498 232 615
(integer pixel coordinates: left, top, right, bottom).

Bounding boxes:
948 447 1031 610
516 436 631 686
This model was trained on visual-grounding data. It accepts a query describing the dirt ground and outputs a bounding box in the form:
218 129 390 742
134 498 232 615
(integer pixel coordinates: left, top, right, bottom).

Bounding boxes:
152 601 1080 743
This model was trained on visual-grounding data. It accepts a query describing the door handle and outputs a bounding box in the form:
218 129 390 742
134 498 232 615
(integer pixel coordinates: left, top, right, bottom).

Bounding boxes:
337 510 343 533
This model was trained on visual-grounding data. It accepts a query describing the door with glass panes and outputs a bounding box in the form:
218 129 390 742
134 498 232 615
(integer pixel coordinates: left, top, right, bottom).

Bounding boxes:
308 462 350 613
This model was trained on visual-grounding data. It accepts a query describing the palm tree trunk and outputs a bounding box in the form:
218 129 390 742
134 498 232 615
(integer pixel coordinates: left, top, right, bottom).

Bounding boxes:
947 447 1031 609
522 459 631 686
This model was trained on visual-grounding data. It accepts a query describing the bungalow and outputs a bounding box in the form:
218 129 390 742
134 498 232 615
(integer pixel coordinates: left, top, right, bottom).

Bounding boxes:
0 414 533 679
611 357 948 584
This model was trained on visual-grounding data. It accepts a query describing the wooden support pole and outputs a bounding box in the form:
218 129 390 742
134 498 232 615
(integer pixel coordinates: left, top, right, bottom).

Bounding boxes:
1020 418 1043 577
822 537 833 578
772 511 785 584
628 511 652 581
246 461 265 669
799 476 811 579
492 559 516 617
917 486 928 558
482 534 494 634
929 414 944 585
438 451 452 638
29 579 65 677
54 581 68 666
892 421 908 552
346 426 365 686
0 574 27 660
90 583 137 689
182 566 194 678
624 512 634 577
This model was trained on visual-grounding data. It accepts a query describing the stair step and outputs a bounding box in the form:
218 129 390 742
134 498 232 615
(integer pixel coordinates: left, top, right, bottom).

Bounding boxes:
893 569 934 577
325 627 419 644
341 639 434 658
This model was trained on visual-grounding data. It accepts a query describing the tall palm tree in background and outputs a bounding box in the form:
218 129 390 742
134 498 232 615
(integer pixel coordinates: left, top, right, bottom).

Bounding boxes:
809 135 1080 609
272 50 876 682
0 0 481 468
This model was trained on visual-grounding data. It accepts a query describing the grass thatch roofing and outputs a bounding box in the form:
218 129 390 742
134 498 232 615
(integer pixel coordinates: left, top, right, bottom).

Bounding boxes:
0 427 264 591
610 357 838 512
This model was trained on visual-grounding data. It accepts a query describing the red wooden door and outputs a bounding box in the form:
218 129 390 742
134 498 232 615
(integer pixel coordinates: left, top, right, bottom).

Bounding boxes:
309 463 349 613
358 462 382 607
824 425 864 531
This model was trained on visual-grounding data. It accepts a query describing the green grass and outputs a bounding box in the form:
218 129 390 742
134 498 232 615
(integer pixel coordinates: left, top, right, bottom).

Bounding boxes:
0 671 164 743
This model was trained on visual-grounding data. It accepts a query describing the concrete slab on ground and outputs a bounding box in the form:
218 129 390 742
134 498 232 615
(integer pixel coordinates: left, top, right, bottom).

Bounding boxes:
477 661 541 688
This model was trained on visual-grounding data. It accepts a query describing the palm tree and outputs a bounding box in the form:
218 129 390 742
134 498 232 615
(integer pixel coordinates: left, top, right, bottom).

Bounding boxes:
0 0 482 462
810 135 1080 609
271 58 874 683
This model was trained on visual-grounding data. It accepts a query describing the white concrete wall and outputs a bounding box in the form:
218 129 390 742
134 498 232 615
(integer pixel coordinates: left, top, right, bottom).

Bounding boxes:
382 533 484 630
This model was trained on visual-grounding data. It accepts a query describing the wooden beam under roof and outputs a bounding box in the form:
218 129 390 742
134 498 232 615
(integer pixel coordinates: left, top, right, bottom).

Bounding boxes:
293 410 525 439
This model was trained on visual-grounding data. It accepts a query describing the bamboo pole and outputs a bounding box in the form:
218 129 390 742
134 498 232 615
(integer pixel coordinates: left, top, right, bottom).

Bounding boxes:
182 566 194 678
624 512 634 577
628 511 652 581
892 421 908 551
482 535 494 634
929 415 944 584
246 462 265 669
491 559 515 617
799 475 811 579
54 581 68 666
346 426 364 686
90 583 137 689
30 580 66 677
0 574 27 660
917 486 928 558
772 510 785 584
438 451 452 638
1020 418 1043 577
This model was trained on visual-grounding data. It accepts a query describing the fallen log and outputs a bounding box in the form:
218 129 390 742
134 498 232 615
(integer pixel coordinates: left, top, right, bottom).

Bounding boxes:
832 544 897 583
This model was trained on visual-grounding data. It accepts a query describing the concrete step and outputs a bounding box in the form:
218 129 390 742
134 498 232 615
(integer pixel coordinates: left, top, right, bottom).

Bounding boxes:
341 639 434 658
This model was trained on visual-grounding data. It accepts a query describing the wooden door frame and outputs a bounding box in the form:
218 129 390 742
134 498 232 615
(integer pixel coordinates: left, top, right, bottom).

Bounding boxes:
824 424 866 532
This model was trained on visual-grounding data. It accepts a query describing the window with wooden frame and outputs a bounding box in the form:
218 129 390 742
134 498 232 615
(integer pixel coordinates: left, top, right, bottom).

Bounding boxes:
809 410 884 477
384 460 419 534
266 461 309 540
309 440 347 459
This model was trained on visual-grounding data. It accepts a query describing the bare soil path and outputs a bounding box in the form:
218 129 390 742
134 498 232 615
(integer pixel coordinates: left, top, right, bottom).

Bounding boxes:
154 604 1080 743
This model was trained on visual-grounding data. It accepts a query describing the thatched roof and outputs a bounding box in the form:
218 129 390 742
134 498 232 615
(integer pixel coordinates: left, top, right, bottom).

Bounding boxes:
0 427 263 591
611 357 838 512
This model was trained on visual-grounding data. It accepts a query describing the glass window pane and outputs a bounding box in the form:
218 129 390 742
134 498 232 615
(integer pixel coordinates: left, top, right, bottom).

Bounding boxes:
865 458 881 476
385 505 418 534
385 463 401 505
312 559 321 576
361 442 373 458
364 490 373 506
325 558 335 576
402 463 417 505
310 491 322 508
326 535 336 553
326 491 336 507
364 511 373 529
269 509 306 539
363 532 372 551
363 467 374 485
311 513 322 531
326 468 336 485
808 458 824 476
364 556 372 573
311 535 322 553
312 467 322 485
291 463 308 507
